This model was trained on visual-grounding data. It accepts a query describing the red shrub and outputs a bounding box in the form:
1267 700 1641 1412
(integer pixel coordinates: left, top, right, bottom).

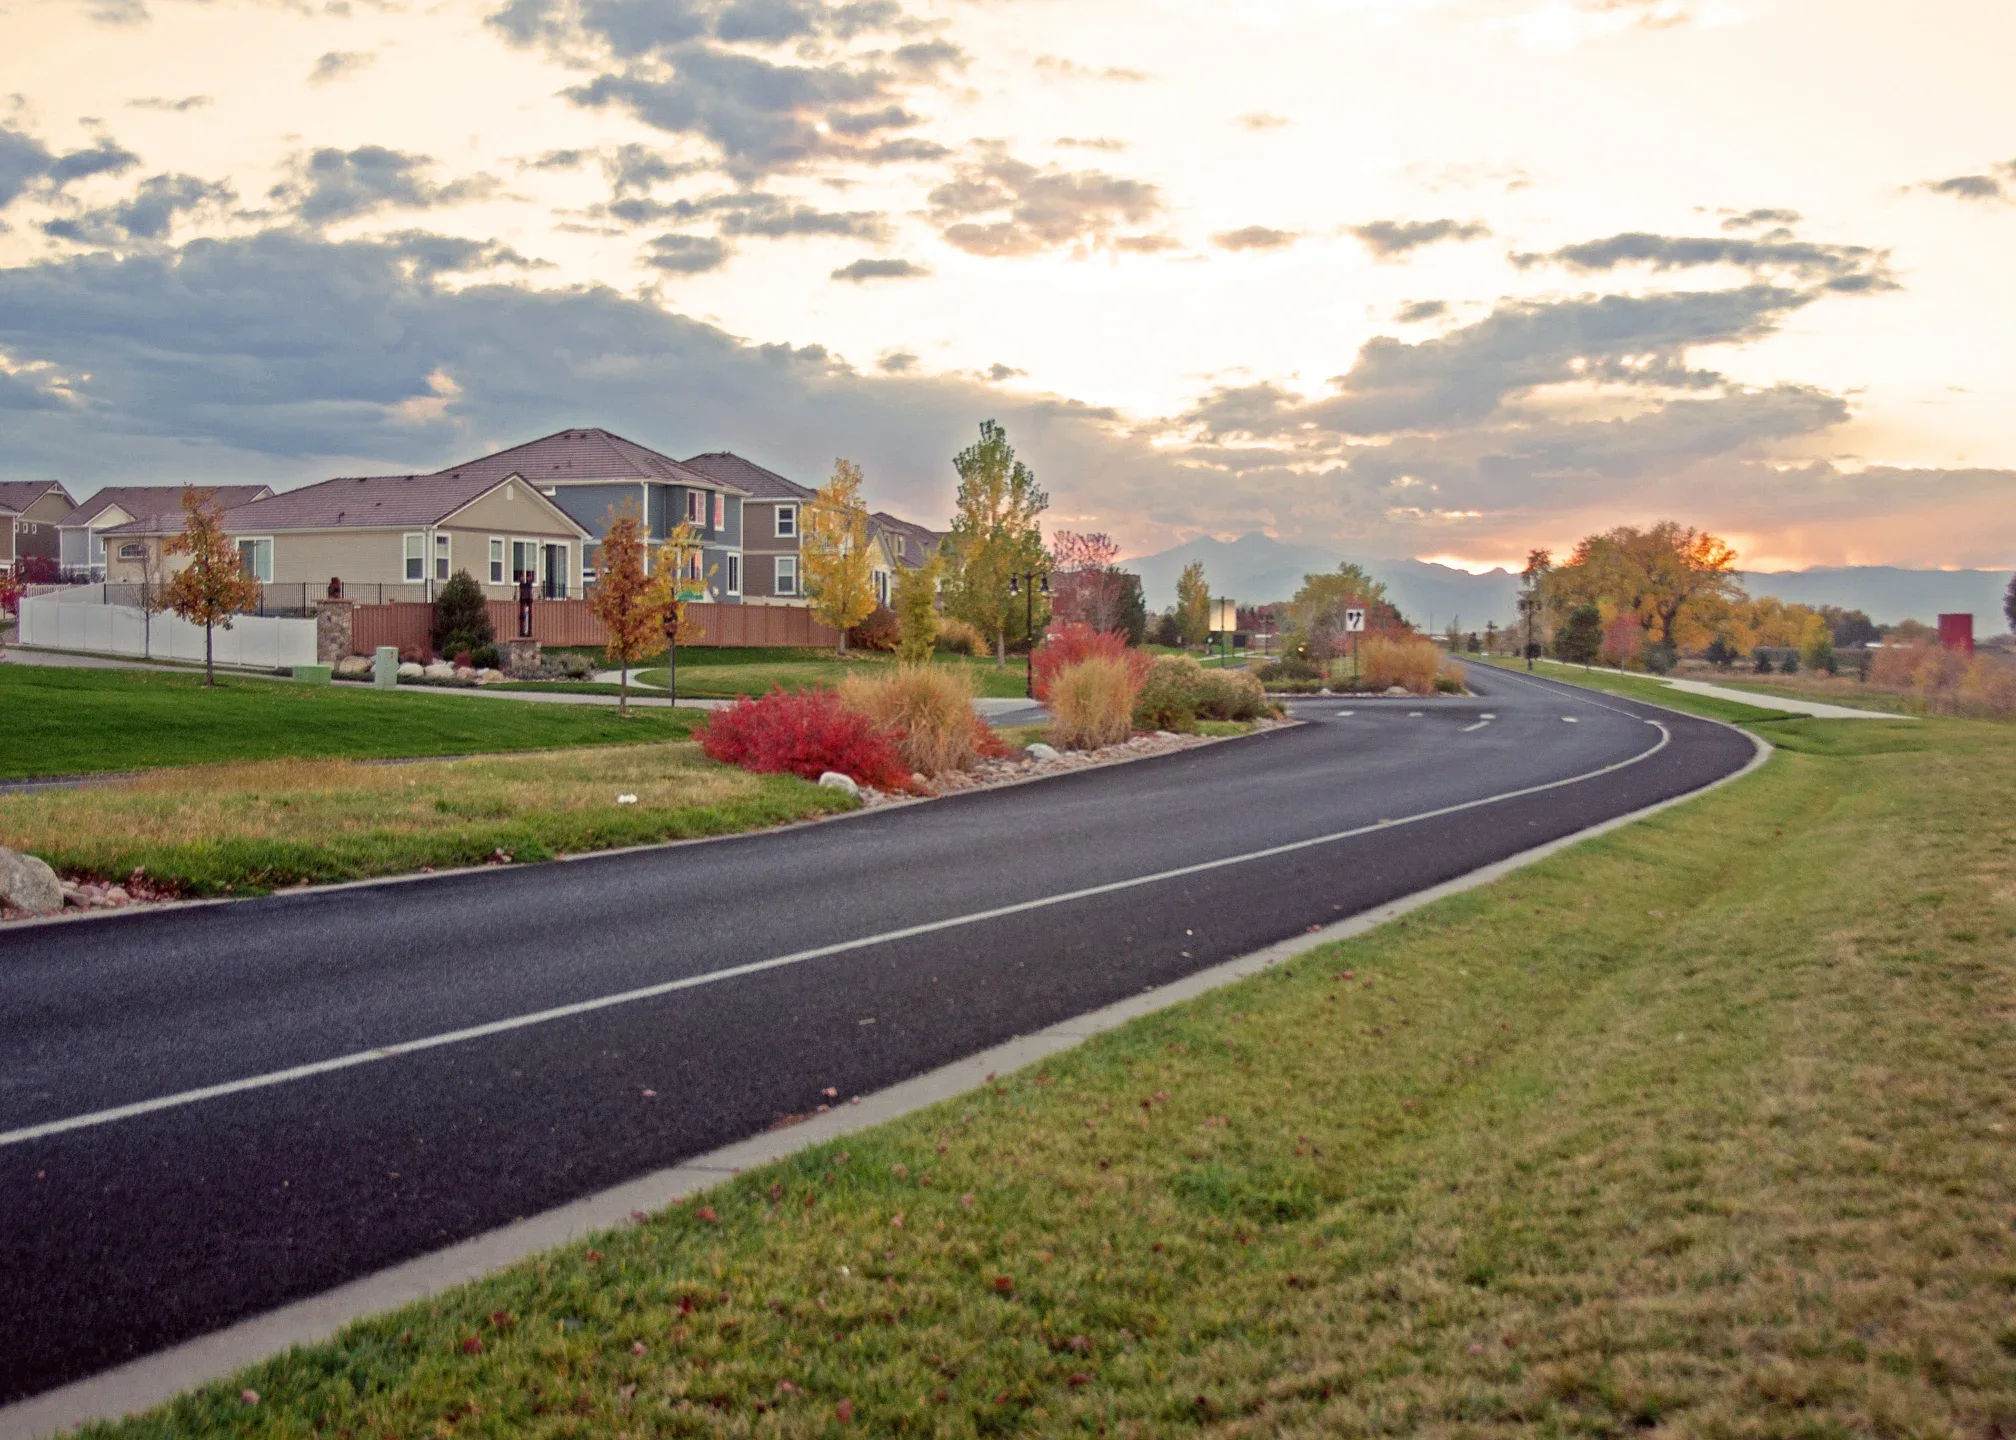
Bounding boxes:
846 604 900 652
0 569 22 617
1031 623 1150 703
696 687 912 790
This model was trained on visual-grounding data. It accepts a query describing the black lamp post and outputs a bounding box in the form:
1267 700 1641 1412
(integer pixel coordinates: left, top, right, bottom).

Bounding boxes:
1006 569 1049 698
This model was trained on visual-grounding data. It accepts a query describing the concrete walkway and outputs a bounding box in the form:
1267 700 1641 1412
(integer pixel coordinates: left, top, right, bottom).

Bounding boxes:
1656 675 1909 720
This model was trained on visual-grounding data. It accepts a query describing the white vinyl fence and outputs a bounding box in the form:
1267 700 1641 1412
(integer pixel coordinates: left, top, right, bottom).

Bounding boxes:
17 591 316 670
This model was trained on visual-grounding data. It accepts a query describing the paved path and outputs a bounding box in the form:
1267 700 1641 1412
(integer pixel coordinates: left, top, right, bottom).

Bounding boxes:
0 663 1755 1405
1656 674 1908 720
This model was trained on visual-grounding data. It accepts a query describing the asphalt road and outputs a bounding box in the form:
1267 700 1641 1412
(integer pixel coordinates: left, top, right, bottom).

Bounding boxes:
0 662 1756 1403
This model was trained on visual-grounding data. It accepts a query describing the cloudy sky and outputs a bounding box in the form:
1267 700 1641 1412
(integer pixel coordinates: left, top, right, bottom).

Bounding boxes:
3 0 2012 571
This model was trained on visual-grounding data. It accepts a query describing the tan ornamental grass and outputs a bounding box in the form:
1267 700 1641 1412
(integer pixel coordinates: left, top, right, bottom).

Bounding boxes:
837 663 994 776
1341 634 1445 694
1046 653 1140 750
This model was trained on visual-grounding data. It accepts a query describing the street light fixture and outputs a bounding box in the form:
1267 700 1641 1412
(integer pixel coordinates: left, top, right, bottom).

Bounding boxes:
1007 569 1050 698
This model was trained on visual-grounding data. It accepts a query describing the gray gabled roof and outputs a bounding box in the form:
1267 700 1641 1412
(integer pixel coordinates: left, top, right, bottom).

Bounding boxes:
58 485 269 529
429 428 745 494
679 451 816 502
870 511 945 568
0 480 75 516
103 472 588 538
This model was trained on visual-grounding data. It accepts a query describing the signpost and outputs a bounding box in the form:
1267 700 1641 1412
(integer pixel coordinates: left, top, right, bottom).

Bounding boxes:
1211 597 1237 666
1345 607 1365 688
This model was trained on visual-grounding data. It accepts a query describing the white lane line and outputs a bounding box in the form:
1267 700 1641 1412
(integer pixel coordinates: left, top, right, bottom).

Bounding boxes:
1563 716 1579 723
1 718 1671 1151
1334 710 1353 716
1460 720 1492 733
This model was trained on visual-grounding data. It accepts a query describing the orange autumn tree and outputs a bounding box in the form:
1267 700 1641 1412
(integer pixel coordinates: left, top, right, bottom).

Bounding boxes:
162 487 263 686
1544 521 1742 659
590 503 667 717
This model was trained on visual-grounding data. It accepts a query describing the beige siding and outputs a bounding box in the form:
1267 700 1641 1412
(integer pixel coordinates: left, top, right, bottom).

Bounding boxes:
271 529 409 588
444 481 585 538
104 535 176 583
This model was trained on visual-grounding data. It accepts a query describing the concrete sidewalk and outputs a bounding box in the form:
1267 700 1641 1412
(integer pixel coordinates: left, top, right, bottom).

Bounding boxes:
1656 675 1909 720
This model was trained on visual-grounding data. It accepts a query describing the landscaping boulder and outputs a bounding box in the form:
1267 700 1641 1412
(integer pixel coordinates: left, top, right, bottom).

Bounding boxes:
1024 742 1061 761
1384 685 1411 697
0 847 63 916
397 662 424 680
423 661 456 681
818 771 861 797
335 655 374 678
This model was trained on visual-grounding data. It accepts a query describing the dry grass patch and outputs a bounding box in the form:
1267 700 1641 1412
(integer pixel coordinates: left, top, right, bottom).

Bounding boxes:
0 743 850 894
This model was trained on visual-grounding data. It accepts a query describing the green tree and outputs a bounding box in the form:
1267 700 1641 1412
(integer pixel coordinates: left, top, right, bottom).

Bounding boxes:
1115 573 1148 647
893 552 941 663
942 420 1049 666
802 458 878 654
2004 574 2015 635
1175 561 1211 647
431 570 494 658
161 487 264 687
1555 604 1603 667
1286 562 1390 660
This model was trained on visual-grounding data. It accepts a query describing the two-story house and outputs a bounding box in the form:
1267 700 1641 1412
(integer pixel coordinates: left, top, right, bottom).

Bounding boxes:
0 481 78 577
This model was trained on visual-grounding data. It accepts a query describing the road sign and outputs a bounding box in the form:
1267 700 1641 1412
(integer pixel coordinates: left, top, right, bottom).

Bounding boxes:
1344 608 1366 633
1210 598 1237 633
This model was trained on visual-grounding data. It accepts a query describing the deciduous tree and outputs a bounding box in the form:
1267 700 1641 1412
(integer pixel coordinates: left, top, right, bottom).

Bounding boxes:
1175 561 1211 647
892 551 942 663
1287 563 1396 661
1049 531 1128 636
589 502 667 717
161 487 263 687
1545 522 1742 650
942 420 1048 666
802 458 878 654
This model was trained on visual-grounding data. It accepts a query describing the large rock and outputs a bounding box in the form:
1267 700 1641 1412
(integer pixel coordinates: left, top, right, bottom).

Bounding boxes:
818 771 861 797
0 847 63 916
334 655 373 678
1024 742 1061 761
397 662 424 680
423 661 457 681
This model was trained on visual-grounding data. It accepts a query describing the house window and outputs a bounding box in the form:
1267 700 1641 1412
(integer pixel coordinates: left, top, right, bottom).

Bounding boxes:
404 533 424 581
775 504 797 538
489 537 505 585
512 539 536 582
775 554 798 596
686 491 703 525
237 537 274 583
711 493 724 531
434 533 451 581
725 553 741 595
118 542 147 562
874 569 890 606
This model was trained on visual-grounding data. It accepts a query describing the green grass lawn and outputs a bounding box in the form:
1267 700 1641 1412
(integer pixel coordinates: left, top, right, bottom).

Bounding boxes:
88 673 2016 1435
0 665 702 780
632 652 1032 700
0 741 849 895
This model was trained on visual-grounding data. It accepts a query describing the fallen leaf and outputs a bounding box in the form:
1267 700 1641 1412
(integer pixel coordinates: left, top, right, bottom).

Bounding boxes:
696 1207 720 1224
836 1398 855 1422
994 1276 1014 1294
240 1389 259 1405
461 1337 483 1354
632 1340 648 1355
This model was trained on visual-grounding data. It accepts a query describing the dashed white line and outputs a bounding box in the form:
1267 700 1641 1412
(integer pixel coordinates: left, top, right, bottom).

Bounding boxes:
1460 720 1492 733
1 716 1672 1151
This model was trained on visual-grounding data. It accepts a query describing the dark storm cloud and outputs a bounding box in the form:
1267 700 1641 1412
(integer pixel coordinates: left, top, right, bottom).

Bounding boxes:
1348 218 1490 258
928 147 1163 257
269 146 500 225
831 256 926 281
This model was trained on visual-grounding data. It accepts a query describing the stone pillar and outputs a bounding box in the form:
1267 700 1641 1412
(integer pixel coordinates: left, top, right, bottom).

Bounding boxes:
314 598 354 664
503 637 541 678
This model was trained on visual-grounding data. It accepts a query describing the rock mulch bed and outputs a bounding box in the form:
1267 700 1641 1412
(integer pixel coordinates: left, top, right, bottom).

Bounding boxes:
854 718 1293 808
0 862 181 923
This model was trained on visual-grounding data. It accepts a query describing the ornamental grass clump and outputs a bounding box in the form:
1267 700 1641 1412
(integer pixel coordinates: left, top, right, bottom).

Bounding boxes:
838 664 1005 776
1046 654 1140 750
696 688 911 790
1347 634 1444 695
1030 623 1150 703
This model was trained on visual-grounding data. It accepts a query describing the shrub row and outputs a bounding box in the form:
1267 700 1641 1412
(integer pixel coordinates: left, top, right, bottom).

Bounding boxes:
1133 656 1267 731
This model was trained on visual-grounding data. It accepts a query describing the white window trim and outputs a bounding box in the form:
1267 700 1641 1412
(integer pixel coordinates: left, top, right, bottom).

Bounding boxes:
711 492 724 531
488 536 505 585
686 491 703 525
237 536 275 584
434 531 451 582
725 551 741 596
775 503 798 538
774 553 798 596
404 532 425 582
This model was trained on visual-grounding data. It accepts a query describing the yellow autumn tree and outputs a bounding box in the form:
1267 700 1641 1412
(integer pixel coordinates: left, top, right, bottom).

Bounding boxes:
802 457 877 654
161 486 263 686
590 503 669 717
1545 521 1743 655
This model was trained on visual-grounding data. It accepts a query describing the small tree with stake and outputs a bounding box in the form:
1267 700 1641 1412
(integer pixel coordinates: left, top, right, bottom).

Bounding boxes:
162 487 262 687
589 503 667 718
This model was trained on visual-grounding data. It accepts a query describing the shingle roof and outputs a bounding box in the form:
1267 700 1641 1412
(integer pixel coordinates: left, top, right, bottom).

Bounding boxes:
679 451 815 501
870 511 945 567
429 428 744 493
58 485 269 528
0 481 75 515
102 472 586 537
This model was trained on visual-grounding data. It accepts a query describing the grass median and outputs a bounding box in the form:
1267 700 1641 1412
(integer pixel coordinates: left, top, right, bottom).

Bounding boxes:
0 742 851 895
0 665 703 780
85 688 2016 1437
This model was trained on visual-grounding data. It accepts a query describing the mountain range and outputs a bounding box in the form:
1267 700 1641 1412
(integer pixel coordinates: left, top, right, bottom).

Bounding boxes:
1125 534 2014 634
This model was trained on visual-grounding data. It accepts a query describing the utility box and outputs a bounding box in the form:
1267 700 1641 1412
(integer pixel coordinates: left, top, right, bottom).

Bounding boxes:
373 645 400 688
1938 614 1975 655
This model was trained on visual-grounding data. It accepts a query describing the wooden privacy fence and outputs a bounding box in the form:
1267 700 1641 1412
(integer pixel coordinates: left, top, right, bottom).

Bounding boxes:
347 600 838 655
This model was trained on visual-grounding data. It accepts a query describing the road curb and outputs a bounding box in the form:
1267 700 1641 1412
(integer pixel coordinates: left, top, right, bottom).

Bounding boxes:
0 713 1769 1439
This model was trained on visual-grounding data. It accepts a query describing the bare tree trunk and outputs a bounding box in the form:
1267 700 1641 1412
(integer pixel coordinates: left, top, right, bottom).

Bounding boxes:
619 663 629 717
204 620 214 686
995 630 1006 667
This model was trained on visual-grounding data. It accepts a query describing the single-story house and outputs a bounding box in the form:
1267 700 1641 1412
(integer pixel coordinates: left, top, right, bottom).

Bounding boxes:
424 428 751 602
57 485 272 580
1 481 79 575
102 471 592 600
